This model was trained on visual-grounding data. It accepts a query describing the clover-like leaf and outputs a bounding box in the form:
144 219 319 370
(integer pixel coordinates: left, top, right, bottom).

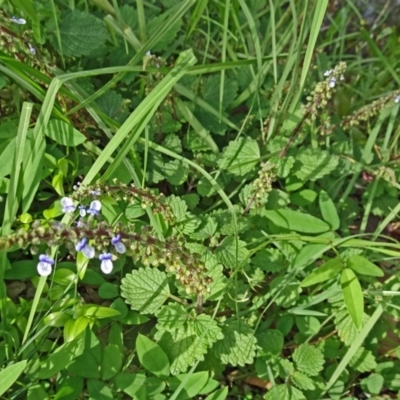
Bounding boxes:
213 321 256 367
121 268 170 314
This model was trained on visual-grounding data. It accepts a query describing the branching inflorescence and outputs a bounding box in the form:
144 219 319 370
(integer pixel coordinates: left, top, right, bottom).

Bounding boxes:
0 182 211 295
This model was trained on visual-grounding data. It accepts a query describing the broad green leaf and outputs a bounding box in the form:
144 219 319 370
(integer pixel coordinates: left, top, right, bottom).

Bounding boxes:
264 384 306 400
98 283 119 299
73 305 121 320
67 350 100 379
0 360 27 397
45 119 86 146
64 317 90 343
334 309 369 346
291 371 315 391
54 376 83 400
360 373 384 395
301 257 343 287
256 329 284 356
213 321 256 367
136 334 170 377
59 11 109 57
347 255 384 277
43 311 71 327
295 149 339 181
204 387 229 400
264 208 330 233
169 371 209 398
120 268 170 314
87 379 113 400
269 276 301 308
216 236 249 269
349 347 377 373
114 374 147 397
319 190 340 230
218 137 260 176
102 344 123 380
341 268 364 329
293 344 324 377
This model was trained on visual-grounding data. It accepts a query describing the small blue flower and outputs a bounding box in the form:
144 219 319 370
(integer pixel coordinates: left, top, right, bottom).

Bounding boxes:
329 78 336 88
99 253 113 274
11 16 26 24
75 238 95 259
78 206 87 217
28 43 36 55
111 234 126 254
87 200 101 216
91 189 101 196
37 254 54 276
61 197 76 213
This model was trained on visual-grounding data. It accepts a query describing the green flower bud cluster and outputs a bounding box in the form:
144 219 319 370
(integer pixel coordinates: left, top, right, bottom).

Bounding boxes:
342 91 400 129
305 62 347 121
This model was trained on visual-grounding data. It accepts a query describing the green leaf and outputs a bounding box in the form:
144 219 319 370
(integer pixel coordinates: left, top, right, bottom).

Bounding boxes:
45 119 86 146
319 190 340 230
67 350 100 379
54 376 83 400
349 347 377 373
169 371 209 398
293 344 324 376
218 137 260 176
256 329 284 356
295 149 339 181
0 360 27 397
347 255 384 277
264 208 330 233
265 384 306 400
216 236 249 269
341 268 364 329
73 305 121 319
213 321 256 367
204 387 229 400
59 10 109 57
98 283 119 299
334 309 369 346
291 371 315 391
101 344 123 380
203 75 238 109
64 316 90 342
360 373 384 395
301 257 343 287
136 334 170 377
121 267 170 314
87 379 113 400
269 276 301 308
97 91 124 119
114 374 147 397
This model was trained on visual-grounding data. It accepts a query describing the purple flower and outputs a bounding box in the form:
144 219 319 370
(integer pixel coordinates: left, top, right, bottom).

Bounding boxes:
37 254 54 276
61 197 76 213
75 238 95 259
99 253 113 274
90 189 101 196
111 234 126 254
87 200 101 216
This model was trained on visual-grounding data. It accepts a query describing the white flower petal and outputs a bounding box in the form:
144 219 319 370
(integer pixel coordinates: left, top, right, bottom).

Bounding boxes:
90 200 101 212
114 241 126 254
37 261 52 276
82 244 95 259
101 259 113 274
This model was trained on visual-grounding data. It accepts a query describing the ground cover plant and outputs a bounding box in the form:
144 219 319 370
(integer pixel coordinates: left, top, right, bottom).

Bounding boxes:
1 0 400 399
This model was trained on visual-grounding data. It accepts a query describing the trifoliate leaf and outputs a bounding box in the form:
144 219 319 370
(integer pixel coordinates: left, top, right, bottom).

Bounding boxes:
59 11 109 57
291 371 316 391
216 236 249 269
293 344 324 376
265 384 306 400
218 137 260 176
269 276 301 308
256 329 284 357
349 347 377 372
120 268 170 314
213 321 256 367
97 91 123 119
295 149 339 181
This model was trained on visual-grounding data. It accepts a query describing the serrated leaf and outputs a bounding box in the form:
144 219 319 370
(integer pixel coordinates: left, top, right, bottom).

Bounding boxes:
293 344 324 376
264 208 330 233
291 371 315 391
59 11 109 57
147 12 182 52
120 268 170 314
251 248 284 273
97 91 124 119
218 138 260 176
334 309 369 346
269 276 301 308
265 384 306 400
341 268 364 329
319 190 340 230
301 257 343 287
256 329 284 356
168 195 187 222
162 134 182 153
295 149 339 181
155 304 190 333
213 321 256 367
347 255 384 277
45 119 86 146
203 75 238 109
349 347 377 372
165 159 189 185
216 236 249 269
